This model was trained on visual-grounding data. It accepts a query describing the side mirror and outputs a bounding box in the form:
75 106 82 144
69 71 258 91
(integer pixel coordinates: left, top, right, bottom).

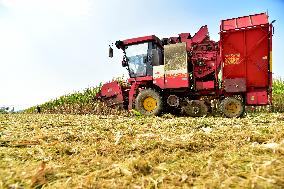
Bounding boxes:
122 55 128 67
122 60 128 67
109 46 113 58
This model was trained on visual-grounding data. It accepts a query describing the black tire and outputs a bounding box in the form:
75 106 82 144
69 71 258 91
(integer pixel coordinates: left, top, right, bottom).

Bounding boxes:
135 89 163 116
182 100 208 117
220 97 244 118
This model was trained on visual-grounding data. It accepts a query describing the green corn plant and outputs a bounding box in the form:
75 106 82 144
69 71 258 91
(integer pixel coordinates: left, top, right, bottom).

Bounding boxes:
25 78 284 115
24 80 128 115
272 78 284 112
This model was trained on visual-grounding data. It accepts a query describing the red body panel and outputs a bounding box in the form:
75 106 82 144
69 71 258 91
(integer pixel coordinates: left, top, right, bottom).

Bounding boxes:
168 26 210 51
123 35 160 46
191 25 209 44
196 81 215 90
128 76 153 83
247 90 268 105
224 78 246 92
153 77 165 89
221 13 270 95
165 73 189 89
221 13 268 31
221 27 270 88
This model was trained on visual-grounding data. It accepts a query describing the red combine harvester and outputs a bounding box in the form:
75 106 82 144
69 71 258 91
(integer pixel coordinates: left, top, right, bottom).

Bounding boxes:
100 13 274 118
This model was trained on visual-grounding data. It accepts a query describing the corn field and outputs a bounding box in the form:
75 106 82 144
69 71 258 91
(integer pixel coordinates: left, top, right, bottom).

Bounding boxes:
272 78 284 112
25 78 284 115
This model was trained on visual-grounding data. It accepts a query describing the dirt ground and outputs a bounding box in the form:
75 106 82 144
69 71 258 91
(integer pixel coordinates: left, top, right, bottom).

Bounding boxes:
1 113 284 188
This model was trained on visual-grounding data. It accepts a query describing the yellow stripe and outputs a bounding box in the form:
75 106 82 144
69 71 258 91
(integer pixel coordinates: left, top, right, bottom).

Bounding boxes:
270 51 272 72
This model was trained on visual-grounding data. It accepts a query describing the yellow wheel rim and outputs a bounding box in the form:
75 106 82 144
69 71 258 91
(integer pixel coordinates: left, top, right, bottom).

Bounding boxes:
225 102 241 114
143 97 157 112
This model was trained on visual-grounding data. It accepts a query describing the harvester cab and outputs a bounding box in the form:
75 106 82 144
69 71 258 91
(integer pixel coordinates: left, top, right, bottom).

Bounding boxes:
102 12 273 118
114 36 163 78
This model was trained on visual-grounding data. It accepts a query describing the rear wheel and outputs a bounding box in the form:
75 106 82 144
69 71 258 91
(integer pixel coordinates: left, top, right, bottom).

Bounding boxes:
220 97 244 118
135 89 163 116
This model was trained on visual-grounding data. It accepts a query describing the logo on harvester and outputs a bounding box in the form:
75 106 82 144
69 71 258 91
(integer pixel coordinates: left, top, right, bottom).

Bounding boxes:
224 53 240 65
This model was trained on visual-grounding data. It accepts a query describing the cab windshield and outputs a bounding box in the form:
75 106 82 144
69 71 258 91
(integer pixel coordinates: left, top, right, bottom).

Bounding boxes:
125 43 148 77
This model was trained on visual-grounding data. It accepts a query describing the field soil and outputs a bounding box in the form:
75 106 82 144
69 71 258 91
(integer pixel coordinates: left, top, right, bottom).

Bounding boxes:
1 113 284 188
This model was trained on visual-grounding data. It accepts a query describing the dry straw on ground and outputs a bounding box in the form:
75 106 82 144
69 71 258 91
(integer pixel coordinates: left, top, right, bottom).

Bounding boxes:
1 113 284 188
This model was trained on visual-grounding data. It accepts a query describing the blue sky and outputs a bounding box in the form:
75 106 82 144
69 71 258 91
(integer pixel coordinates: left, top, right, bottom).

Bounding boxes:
0 0 283 110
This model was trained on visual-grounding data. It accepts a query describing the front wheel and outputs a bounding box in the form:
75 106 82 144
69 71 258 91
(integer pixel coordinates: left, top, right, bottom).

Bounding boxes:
135 89 163 116
220 97 244 118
